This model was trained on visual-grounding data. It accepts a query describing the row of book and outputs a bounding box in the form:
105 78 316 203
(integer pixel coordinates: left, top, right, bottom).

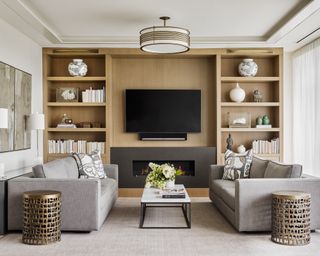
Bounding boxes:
252 138 280 154
48 140 105 154
82 87 105 103
160 188 186 198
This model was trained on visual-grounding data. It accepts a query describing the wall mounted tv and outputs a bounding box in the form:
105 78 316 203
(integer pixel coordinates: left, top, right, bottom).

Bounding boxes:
125 89 201 134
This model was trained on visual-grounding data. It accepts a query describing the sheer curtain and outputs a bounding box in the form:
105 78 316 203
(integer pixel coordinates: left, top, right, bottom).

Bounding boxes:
292 38 320 176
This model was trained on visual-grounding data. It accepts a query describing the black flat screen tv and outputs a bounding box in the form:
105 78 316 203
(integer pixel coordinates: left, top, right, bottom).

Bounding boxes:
125 89 201 133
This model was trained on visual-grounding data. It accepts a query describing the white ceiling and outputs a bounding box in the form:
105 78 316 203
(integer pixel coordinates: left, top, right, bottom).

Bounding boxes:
0 0 320 51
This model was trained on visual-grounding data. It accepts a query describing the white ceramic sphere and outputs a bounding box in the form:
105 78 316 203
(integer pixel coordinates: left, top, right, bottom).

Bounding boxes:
229 83 245 102
238 58 258 77
237 145 246 153
68 59 88 77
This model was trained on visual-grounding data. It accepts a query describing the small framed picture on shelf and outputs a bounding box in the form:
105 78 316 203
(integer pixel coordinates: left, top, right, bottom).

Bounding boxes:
228 112 251 128
56 87 79 102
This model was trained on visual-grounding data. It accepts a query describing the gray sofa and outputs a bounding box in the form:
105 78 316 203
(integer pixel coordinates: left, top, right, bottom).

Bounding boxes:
7 156 118 232
209 156 320 232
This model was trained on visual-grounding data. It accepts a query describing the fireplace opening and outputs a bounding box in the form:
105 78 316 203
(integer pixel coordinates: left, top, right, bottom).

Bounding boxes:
132 160 195 177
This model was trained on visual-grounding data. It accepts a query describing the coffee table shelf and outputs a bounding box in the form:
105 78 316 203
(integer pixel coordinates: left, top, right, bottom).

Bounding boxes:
139 184 191 229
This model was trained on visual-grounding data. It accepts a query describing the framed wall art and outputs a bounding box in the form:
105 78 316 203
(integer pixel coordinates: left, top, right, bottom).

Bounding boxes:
0 61 31 153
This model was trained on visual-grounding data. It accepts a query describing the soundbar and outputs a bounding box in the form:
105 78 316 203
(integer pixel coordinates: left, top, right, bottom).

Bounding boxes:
139 133 187 141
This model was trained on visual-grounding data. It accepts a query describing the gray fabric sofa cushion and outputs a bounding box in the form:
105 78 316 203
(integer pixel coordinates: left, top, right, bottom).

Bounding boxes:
250 156 269 178
211 179 235 210
43 157 79 179
32 165 45 178
264 161 302 178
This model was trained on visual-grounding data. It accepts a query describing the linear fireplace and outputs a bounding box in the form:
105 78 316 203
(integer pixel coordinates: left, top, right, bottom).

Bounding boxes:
133 160 195 177
111 147 216 188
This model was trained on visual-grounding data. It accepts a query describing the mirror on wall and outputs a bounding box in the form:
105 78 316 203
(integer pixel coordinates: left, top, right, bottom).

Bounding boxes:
0 62 31 153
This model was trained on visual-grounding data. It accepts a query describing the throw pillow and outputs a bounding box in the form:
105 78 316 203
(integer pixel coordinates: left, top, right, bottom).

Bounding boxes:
42 157 79 179
249 155 269 178
264 161 302 178
73 150 106 179
222 149 253 180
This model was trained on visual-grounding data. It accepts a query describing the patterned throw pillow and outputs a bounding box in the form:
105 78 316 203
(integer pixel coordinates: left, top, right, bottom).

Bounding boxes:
72 150 106 179
222 149 253 180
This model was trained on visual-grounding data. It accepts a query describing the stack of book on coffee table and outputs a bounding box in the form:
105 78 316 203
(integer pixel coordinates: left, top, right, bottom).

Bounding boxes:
160 187 186 198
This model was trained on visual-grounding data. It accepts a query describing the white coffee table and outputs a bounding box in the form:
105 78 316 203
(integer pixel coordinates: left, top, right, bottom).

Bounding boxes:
139 184 191 229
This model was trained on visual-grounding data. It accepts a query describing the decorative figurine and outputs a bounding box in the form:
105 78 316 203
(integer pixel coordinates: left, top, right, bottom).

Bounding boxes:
61 113 73 124
262 115 270 125
253 90 262 102
226 133 233 150
256 116 263 125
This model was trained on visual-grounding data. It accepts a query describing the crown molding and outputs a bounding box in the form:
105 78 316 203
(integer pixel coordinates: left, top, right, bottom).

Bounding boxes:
0 0 318 50
267 0 320 43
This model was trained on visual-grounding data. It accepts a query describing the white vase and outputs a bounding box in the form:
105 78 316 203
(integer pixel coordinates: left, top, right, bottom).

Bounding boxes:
229 83 245 102
68 59 88 77
238 58 258 77
237 145 246 153
166 180 175 189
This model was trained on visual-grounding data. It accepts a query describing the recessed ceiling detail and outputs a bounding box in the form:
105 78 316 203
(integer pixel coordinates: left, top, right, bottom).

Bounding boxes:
0 0 319 51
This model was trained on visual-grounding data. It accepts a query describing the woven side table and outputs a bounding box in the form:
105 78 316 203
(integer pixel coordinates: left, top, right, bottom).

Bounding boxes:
272 191 311 246
22 190 61 245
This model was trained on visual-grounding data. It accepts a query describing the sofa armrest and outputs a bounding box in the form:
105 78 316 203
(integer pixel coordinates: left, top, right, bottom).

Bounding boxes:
104 164 118 183
209 165 224 188
8 177 101 231
235 177 320 231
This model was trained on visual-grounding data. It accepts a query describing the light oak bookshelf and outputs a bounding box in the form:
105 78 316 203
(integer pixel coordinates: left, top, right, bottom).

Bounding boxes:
43 50 111 163
43 47 283 174
216 49 283 164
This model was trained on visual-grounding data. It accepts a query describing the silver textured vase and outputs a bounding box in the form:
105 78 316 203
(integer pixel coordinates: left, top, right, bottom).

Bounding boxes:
68 59 88 77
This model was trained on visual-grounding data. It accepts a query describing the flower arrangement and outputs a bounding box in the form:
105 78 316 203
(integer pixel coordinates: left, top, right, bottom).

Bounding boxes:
145 162 183 189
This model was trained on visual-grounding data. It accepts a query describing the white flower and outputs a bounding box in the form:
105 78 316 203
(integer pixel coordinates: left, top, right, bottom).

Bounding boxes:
162 164 175 179
145 182 151 188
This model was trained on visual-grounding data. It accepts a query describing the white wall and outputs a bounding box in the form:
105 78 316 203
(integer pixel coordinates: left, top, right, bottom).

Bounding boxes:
0 18 42 174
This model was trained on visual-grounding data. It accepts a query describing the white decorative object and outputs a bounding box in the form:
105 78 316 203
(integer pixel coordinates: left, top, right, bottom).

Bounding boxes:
0 163 5 178
29 113 45 162
229 83 245 102
166 180 175 189
238 58 258 77
237 145 246 153
228 112 251 128
68 59 88 77
0 108 8 129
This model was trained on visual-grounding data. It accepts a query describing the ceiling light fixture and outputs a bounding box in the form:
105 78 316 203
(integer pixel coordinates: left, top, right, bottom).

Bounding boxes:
140 16 190 54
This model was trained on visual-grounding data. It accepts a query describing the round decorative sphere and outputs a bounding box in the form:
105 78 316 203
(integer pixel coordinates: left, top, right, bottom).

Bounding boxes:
229 83 245 102
237 145 246 153
238 58 258 77
68 59 88 77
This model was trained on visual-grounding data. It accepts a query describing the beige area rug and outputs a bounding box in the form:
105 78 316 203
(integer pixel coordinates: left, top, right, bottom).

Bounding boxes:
0 198 319 256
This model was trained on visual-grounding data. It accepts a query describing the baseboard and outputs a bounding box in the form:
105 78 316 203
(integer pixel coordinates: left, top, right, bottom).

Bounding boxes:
119 188 209 197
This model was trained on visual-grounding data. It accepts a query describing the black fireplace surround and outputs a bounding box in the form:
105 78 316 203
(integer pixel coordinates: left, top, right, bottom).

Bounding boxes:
111 147 216 188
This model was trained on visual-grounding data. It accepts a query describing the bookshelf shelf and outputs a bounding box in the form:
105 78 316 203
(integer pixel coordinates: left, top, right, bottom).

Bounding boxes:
217 50 283 163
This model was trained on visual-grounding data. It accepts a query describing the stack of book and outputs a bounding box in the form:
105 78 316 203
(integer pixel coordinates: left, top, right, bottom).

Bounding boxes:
160 188 186 198
82 87 105 103
252 138 280 154
48 140 105 154
57 123 77 128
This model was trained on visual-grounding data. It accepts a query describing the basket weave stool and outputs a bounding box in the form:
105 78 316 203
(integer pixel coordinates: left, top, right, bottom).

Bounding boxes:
271 191 311 246
22 190 61 245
